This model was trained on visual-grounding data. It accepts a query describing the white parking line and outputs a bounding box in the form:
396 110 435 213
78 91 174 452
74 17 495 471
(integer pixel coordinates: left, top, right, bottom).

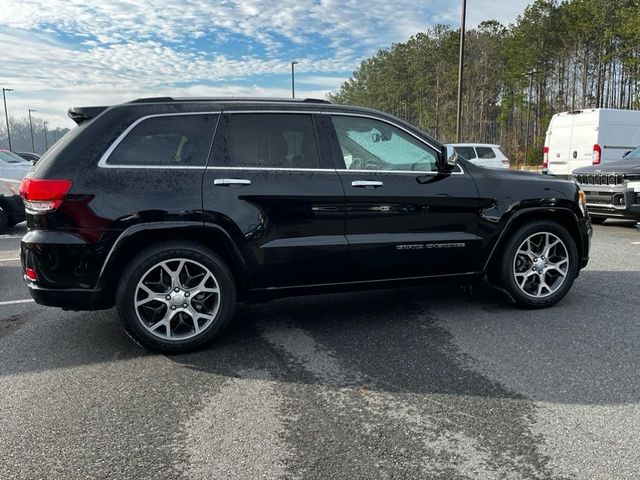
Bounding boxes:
0 299 34 306
0 257 20 262
0 235 23 239
632 241 640 245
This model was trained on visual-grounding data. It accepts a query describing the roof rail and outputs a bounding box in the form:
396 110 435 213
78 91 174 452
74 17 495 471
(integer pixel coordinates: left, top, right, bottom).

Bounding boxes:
127 96 331 104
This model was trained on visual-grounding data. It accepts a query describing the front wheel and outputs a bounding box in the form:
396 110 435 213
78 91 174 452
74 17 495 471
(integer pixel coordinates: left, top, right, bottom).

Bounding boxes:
498 221 579 308
116 242 236 353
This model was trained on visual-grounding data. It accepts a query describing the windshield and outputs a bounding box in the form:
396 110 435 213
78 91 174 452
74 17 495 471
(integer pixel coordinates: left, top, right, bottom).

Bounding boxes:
0 150 30 164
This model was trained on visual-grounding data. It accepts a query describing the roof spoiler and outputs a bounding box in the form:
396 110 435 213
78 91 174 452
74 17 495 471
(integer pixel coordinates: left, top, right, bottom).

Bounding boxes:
67 106 109 125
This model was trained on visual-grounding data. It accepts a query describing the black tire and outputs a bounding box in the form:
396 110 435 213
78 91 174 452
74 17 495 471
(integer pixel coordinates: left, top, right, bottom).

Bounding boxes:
116 241 236 353
590 217 606 225
0 207 9 234
498 220 579 309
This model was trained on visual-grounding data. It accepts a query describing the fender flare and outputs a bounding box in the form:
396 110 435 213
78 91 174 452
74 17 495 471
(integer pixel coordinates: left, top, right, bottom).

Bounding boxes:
482 206 584 272
96 221 251 290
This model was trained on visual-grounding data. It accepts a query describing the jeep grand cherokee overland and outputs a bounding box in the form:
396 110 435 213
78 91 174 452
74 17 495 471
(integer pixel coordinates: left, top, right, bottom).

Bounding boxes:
20 97 591 353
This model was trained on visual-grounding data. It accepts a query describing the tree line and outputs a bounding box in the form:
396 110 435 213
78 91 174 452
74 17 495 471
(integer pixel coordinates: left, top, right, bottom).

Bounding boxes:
328 0 640 164
0 118 69 155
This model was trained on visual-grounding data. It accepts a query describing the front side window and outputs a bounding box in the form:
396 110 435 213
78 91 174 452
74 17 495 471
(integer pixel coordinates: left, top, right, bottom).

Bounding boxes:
331 116 438 172
224 113 320 169
475 147 497 159
107 114 218 166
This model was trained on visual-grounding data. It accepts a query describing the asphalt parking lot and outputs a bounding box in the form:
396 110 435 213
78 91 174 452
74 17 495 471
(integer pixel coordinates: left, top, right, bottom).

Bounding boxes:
1 221 639 480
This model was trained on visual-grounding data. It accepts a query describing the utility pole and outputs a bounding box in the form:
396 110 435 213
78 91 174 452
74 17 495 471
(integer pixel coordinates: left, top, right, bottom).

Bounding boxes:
455 0 467 143
291 61 299 99
523 70 537 165
44 121 49 150
28 109 36 152
2 87 13 150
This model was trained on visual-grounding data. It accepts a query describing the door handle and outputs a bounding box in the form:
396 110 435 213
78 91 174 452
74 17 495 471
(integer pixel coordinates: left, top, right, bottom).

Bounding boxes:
213 178 251 186
352 180 383 188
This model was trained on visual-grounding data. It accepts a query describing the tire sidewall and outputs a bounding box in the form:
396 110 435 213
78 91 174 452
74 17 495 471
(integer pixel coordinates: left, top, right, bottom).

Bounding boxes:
501 221 579 308
116 243 236 353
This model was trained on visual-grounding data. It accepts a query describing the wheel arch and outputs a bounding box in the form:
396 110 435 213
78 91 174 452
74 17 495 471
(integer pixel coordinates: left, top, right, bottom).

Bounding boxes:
484 207 585 276
98 222 251 306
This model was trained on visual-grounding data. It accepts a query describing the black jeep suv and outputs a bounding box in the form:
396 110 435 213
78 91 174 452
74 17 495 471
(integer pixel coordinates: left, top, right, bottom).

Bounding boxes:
20 97 591 352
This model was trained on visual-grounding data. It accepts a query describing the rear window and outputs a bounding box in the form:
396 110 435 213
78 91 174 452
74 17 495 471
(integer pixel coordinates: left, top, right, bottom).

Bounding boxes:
453 146 476 160
475 147 496 159
106 114 218 167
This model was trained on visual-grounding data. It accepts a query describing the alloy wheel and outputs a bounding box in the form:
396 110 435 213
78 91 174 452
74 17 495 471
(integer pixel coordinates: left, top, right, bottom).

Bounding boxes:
512 232 569 298
134 258 221 341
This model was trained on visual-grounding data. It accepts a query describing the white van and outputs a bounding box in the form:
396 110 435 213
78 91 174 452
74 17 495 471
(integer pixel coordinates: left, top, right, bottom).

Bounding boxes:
544 108 640 178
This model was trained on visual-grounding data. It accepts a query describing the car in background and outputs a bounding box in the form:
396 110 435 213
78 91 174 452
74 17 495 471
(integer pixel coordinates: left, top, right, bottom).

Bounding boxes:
544 108 640 179
573 144 640 223
446 143 510 169
16 152 41 164
0 149 32 232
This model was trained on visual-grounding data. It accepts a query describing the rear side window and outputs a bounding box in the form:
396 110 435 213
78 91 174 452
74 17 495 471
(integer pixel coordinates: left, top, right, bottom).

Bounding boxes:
223 113 321 169
453 146 476 160
475 147 496 159
106 114 218 167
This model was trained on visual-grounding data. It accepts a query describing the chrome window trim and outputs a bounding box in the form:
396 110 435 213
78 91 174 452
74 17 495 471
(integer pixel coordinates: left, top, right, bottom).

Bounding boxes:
97 111 221 169
97 108 464 175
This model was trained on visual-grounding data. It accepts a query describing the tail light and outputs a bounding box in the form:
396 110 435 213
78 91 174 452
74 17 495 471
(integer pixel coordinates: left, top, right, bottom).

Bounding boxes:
592 144 602 165
19 178 72 212
25 268 38 281
543 146 549 168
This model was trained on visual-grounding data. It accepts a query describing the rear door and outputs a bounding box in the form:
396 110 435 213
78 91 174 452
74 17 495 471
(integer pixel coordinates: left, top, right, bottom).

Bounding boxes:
547 113 576 177
568 111 598 171
323 114 483 281
202 111 347 289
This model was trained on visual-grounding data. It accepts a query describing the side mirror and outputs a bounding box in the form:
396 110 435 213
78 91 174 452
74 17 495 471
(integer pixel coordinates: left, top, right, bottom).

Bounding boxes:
444 151 459 170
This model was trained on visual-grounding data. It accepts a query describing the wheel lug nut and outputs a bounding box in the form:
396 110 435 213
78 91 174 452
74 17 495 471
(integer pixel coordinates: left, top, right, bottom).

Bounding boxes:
170 305 176 310
183 303 188 308
165 295 171 300
184 292 190 297
174 287 180 292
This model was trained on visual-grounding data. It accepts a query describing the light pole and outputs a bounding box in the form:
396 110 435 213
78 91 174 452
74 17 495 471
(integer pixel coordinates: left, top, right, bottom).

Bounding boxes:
2 87 13 151
455 0 467 143
523 70 537 165
43 121 49 151
28 109 36 152
291 61 299 99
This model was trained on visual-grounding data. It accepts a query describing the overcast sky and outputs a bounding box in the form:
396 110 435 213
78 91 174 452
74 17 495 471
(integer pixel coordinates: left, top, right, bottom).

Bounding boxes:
0 0 531 128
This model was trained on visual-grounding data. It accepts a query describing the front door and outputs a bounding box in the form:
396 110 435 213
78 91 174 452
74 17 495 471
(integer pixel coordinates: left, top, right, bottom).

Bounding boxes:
323 113 483 281
202 111 347 289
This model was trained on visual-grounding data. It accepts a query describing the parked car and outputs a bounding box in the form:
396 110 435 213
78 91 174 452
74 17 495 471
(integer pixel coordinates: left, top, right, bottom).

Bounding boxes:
544 108 640 179
16 152 41 164
572 144 640 223
0 149 31 232
20 97 591 353
446 143 510 169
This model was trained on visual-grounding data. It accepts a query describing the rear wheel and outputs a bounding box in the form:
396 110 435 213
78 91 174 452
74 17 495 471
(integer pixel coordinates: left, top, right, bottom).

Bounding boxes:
116 242 236 353
498 221 578 308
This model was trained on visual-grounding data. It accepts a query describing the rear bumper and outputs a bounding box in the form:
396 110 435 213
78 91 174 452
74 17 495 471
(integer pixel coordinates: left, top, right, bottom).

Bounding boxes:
582 186 640 220
25 279 110 311
21 229 114 311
